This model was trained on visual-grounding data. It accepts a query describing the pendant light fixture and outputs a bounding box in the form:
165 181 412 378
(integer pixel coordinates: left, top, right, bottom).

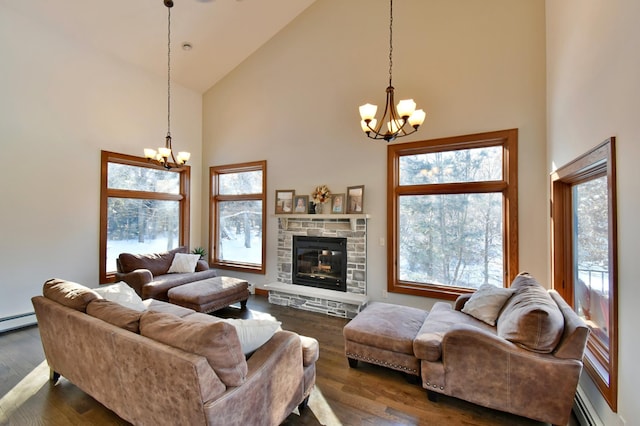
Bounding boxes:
358 0 426 142
144 0 191 169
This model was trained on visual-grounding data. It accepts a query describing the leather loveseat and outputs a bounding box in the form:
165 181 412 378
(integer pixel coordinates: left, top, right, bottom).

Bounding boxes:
115 246 218 301
414 273 589 425
344 273 589 426
32 279 318 426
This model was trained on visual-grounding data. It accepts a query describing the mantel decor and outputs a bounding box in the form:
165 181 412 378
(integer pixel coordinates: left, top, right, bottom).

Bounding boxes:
311 185 331 214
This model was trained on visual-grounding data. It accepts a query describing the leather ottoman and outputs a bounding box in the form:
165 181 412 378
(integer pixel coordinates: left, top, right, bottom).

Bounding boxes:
343 301 429 377
167 276 250 313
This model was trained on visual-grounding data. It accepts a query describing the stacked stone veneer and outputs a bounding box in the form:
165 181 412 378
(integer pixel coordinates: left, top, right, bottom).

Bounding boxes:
269 217 367 318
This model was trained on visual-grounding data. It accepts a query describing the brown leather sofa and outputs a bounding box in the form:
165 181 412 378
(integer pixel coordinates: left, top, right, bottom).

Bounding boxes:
33 279 318 426
115 246 218 301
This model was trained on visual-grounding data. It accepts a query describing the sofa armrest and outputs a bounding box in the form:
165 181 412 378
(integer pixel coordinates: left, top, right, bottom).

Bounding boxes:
454 294 472 311
115 269 153 297
203 330 306 425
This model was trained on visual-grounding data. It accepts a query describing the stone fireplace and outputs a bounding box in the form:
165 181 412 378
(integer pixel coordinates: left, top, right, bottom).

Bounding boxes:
267 214 369 318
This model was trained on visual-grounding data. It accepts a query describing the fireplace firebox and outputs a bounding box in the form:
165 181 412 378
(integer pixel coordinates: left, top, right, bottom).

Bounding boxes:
292 236 347 292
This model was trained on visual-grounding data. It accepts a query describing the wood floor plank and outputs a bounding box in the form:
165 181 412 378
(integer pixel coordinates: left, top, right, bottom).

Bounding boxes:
0 295 577 425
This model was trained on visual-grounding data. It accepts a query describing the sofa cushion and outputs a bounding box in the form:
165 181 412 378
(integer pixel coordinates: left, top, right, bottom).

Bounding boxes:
118 246 186 276
497 273 564 353
461 284 515 326
93 282 146 311
86 299 143 333
139 311 248 387
414 302 496 361
167 253 201 274
43 278 100 312
224 318 282 355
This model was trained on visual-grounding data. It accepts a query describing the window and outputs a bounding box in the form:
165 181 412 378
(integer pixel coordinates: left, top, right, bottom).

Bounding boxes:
551 138 618 410
99 151 190 283
210 161 266 274
387 129 518 300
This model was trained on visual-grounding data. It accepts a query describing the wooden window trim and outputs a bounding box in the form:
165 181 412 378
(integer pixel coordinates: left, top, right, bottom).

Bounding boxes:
209 160 267 274
387 129 519 300
99 150 190 283
550 138 618 411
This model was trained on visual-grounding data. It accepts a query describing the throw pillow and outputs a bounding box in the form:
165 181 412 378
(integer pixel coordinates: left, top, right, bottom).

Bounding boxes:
461 284 515 326
224 318 282 355
497 273 565 353
167 253 200 274
93 282 146 311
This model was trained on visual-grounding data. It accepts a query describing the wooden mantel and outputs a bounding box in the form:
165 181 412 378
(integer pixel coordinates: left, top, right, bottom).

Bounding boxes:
274 213 370 231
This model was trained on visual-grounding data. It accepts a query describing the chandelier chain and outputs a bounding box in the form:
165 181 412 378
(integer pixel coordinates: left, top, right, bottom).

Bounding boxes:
167 6 171 137
388 0 393 86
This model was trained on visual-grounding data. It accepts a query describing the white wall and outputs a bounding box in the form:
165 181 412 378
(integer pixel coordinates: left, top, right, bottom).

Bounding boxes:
201 0 547 310
546 0 640 423
0 5 203 328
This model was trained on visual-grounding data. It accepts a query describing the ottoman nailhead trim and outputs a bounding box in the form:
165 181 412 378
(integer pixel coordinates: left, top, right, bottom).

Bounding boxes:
346 352 418 374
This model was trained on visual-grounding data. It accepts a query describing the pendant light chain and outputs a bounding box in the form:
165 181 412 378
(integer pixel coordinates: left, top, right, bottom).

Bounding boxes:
167 6 172 138
388 0 393 87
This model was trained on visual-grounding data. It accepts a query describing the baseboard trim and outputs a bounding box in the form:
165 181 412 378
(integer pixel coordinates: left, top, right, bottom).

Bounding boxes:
574 386 604 426
0 312 36 333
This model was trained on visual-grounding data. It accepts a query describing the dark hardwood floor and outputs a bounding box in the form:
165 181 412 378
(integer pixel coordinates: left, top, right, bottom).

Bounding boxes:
0 295 578 425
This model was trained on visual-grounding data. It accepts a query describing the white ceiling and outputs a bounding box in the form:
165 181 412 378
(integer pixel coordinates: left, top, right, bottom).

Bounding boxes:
2 0 316 93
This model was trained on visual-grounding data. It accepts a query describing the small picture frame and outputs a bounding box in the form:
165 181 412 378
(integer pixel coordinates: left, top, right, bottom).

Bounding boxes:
331 193 346 214
346 185 365 213
275 190 295 214
293 195 309 213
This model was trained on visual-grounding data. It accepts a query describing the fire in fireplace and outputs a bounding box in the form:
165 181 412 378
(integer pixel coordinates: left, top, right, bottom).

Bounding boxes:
292 236 347 292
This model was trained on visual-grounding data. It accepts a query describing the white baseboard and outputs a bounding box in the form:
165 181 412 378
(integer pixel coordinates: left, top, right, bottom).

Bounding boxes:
574 386 604 426
0 312 36 333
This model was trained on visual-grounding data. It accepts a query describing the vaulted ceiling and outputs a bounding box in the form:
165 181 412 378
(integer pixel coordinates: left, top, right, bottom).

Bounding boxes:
2 0 316 93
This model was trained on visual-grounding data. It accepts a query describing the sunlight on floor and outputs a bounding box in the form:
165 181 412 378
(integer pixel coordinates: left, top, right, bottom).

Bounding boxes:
0 360 49 422
307 386 343 426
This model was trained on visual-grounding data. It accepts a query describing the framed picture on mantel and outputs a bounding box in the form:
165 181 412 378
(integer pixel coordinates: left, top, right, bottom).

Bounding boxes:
275 190 294 214
346 185 364 213
293 195 309 214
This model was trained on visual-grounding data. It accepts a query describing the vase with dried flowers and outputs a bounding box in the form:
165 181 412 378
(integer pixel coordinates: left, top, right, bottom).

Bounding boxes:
311 185 331 213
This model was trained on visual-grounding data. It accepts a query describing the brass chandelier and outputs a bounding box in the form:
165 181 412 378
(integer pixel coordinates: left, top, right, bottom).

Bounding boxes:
144 0 190 169
358 0 426 142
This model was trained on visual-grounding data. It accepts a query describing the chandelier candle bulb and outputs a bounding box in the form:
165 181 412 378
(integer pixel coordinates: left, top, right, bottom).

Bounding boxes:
408 109 426 128
359 103 378 121
177 152 191 164
396 99 416 118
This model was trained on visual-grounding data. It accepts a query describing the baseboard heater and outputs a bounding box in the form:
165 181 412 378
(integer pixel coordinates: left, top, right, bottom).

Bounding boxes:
0 312 37 333
574 386 604 426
